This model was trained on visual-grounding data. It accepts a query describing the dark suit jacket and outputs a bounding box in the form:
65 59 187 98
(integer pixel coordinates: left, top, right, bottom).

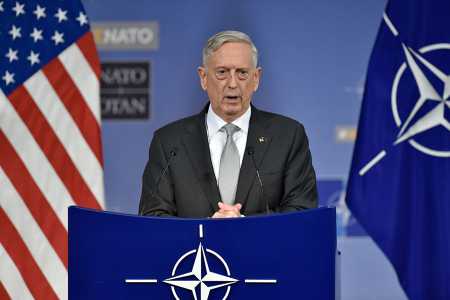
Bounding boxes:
139 105 318 218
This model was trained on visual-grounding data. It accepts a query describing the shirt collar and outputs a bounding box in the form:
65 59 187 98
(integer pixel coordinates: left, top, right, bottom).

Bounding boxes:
206 105 251 139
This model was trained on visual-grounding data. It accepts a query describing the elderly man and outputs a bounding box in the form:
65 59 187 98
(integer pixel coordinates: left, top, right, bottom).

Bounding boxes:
139 30 317 218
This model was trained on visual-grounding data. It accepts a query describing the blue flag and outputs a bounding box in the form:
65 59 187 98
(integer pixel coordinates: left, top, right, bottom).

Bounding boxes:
346 0 450 299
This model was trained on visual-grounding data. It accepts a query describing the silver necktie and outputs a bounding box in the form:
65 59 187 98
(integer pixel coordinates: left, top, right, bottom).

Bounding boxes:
218 123 240 204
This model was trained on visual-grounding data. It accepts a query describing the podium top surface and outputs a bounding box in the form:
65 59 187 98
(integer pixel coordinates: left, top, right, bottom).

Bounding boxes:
69 205 335 222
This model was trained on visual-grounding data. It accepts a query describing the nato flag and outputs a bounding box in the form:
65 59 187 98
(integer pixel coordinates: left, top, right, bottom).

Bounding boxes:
346 0 450 299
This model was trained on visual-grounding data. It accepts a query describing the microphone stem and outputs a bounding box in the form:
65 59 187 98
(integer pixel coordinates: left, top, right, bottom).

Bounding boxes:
249 150 269 214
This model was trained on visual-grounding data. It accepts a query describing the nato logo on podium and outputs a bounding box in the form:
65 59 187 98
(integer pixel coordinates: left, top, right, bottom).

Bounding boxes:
126 224 277 300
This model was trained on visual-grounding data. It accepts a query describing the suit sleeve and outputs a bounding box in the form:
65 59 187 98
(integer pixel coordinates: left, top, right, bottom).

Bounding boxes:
138 132 176 217
276 124 318 212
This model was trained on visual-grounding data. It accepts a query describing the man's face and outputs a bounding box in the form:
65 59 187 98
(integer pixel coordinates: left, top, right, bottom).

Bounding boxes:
198 42 261 122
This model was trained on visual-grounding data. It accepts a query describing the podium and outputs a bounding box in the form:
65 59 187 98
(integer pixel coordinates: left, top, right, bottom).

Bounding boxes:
69 207 336 299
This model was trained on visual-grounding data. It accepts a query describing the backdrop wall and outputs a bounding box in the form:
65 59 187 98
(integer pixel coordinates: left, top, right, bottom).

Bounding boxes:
82 1 407 299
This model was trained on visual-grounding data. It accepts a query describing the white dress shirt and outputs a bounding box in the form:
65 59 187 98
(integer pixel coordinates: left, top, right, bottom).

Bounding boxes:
206 105 251 182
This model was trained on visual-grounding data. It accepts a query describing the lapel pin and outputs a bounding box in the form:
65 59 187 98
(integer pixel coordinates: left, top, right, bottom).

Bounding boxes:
258 136 266 143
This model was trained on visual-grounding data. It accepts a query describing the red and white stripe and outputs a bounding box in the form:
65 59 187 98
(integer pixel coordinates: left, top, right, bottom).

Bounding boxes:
0 32 104 300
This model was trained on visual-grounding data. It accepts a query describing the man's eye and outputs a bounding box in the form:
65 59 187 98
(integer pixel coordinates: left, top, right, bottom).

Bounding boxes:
238 70 249 79
215 69 227 78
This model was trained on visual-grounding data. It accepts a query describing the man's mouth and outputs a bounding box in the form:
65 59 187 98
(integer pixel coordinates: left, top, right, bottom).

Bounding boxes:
224 96 240 100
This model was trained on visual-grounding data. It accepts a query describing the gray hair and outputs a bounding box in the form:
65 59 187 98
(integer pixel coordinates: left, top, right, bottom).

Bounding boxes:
202 30 258 67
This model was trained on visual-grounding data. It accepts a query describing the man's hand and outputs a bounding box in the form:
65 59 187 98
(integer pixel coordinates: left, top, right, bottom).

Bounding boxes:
211 202 242 218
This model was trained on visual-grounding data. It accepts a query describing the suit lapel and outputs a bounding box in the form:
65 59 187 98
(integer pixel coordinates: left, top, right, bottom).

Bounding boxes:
181 108 221 212
235 107 272 207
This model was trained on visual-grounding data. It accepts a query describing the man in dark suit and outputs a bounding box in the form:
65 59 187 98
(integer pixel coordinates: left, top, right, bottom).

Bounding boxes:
139 30 317 218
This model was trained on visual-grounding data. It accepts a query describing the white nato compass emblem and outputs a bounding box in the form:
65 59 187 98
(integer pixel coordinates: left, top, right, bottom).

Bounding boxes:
359 13 450 176
163 240 237 300
391 42 450 157
125 224 277 300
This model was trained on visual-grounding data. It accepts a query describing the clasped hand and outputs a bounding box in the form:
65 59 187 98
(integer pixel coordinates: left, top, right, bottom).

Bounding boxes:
211 202 242 218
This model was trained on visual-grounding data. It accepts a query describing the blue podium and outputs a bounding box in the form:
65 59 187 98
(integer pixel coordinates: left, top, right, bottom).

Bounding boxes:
69 207 336 299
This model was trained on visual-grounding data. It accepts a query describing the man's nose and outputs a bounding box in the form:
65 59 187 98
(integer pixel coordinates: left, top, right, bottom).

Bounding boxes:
227 71 238 88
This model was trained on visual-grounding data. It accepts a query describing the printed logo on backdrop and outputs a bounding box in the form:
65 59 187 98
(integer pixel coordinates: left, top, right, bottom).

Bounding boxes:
317 179 364 236
335 126 357 143
92 22 159 50
100 61 150 119
338 77 365 144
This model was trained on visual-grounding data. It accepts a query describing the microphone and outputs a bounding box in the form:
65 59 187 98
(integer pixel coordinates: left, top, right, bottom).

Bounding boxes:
154 148 177 191
247 147 269 214
140 148 177 215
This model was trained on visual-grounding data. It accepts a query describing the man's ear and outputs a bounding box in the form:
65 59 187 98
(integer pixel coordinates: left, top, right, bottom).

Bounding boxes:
197 67 207 91
253 67 262 91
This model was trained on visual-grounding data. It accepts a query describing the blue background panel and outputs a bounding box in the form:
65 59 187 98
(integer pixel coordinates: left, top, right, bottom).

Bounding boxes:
81 1 407 299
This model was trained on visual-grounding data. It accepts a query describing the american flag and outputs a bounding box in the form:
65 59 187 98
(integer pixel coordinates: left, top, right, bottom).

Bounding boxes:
0 0 104 299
